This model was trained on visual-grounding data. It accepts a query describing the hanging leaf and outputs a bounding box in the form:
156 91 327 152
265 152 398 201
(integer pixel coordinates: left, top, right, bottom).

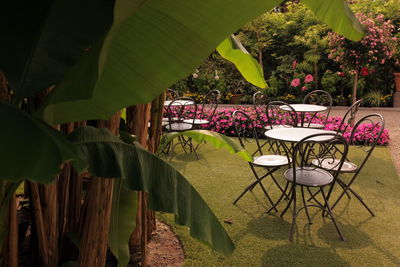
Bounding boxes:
159 130 252 162
0 102 83 183
302 0 364 41
217 35 267 88
69 126 235 256
109 179 137 267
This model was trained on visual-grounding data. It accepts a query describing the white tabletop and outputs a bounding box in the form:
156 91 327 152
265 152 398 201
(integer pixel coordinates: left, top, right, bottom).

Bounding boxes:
280 104 327 113
164 100 195 106
265 128 336 142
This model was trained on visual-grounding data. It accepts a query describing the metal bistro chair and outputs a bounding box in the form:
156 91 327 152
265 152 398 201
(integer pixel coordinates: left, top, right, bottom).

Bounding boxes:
232 110 291 211
277 133 349 241
164 97 199 158
336 99 362 134
313 113 385 217
253 91 269 129
166 88 178 100
265 101 299 154
184 89 220 130
302 90 333 129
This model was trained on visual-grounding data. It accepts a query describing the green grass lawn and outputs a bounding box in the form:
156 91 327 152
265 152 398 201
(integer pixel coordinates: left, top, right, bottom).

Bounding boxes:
159 139 400 266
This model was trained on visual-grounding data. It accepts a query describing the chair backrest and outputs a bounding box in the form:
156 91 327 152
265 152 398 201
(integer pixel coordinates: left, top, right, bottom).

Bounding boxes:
291 133 349 185
232 110 262 156
199 90 220 122
166 97 197 125
348 113 385 173
253 91 269 122
166 89 178 100
266 101 299 129
303 90 333 126
337 99 362 134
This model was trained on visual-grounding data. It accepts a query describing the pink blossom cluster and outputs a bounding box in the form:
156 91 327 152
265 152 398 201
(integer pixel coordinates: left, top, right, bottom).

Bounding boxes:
165 107 389 145
328 13 397 71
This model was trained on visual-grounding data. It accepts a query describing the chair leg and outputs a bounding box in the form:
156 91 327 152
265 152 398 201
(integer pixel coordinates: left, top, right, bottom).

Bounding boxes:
266 181 289 214
320 187 345 241
289 186 297 242
343 186 375 217
233 181 258 205
301 186 312 224
281 184 295 218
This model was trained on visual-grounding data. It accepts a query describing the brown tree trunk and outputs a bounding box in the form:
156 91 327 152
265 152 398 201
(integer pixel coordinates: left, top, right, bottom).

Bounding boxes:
126 104 152 266
78 112 121 267
0 71 17 267
352 69 359 105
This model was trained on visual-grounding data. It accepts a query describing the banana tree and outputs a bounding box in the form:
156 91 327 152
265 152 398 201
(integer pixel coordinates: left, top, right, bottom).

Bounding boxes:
0 0 363 266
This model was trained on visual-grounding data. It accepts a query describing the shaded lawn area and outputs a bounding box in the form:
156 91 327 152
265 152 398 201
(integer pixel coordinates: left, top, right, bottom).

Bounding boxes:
159 139 400 266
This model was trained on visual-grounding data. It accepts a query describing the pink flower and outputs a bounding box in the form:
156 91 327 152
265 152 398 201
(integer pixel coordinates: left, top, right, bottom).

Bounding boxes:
304 74 314 83
291 78 301 87
301 86 308 92
292 60 298 69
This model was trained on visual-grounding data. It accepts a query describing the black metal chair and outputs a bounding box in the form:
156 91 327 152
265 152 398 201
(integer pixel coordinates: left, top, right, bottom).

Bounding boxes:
276 133 349 241
314 113 385 217
164 97 199 158
232 110 291 210
166 88 178 100
253 91 269 128
265 101 299 130
336 99 362 134
184 89 220 130
302 90 333 129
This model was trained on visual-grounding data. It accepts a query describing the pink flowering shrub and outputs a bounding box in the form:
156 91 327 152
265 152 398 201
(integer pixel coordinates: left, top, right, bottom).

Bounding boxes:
165 107 389 145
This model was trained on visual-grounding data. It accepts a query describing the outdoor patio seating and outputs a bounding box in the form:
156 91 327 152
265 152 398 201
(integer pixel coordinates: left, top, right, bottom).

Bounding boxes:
336 99 363 134
232 110 291 210
311 113 385 217
300 90 333 129
184 89 220 130
274 133 349 241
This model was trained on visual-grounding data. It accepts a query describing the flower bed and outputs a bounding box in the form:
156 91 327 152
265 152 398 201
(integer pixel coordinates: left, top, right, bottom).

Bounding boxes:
165 106 390 145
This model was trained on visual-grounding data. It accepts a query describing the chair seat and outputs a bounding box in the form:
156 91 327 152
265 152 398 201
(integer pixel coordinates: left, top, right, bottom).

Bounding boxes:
163 117 179 122
265 125 293 130
183 119 209 125
165 123 193 131
311 158 358 173
298 122 324 129
284 167 333 187
253 155 290 167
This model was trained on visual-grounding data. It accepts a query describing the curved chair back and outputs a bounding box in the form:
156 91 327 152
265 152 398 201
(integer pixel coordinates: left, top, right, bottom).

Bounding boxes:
166 88 178 100
266 101 299 129
303 90 333 127
166 97 197 130
349 113 385 173
198 90 220 127
253 91 269 125
232 110 262 156
337 99 362 134
292 133 349 185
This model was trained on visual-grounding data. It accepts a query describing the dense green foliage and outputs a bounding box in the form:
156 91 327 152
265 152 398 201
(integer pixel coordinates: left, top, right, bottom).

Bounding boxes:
171 1 399 106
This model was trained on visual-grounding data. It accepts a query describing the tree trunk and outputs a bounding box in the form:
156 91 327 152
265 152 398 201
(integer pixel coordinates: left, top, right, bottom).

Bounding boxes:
0 71 18 267
78 112 121 267
314 59 318 91
352 69 359 105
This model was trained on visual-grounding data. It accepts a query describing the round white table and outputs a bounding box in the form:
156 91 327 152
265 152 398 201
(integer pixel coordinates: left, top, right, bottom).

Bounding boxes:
280 104 327 127
164 100 195 106
265 127 336 143
280 104 327 113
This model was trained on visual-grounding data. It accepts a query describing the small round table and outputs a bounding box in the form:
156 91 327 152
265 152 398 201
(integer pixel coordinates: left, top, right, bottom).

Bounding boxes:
265 127 336 143
164 100 195 106
280 104 327 127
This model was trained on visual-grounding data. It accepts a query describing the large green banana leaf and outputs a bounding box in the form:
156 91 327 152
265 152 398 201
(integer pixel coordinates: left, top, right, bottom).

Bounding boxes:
69 126 235 256
0 0 113 99
109 179 138 267
217 35 267 89
36 0 363 125
0 102 83 183
159 130 252 162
